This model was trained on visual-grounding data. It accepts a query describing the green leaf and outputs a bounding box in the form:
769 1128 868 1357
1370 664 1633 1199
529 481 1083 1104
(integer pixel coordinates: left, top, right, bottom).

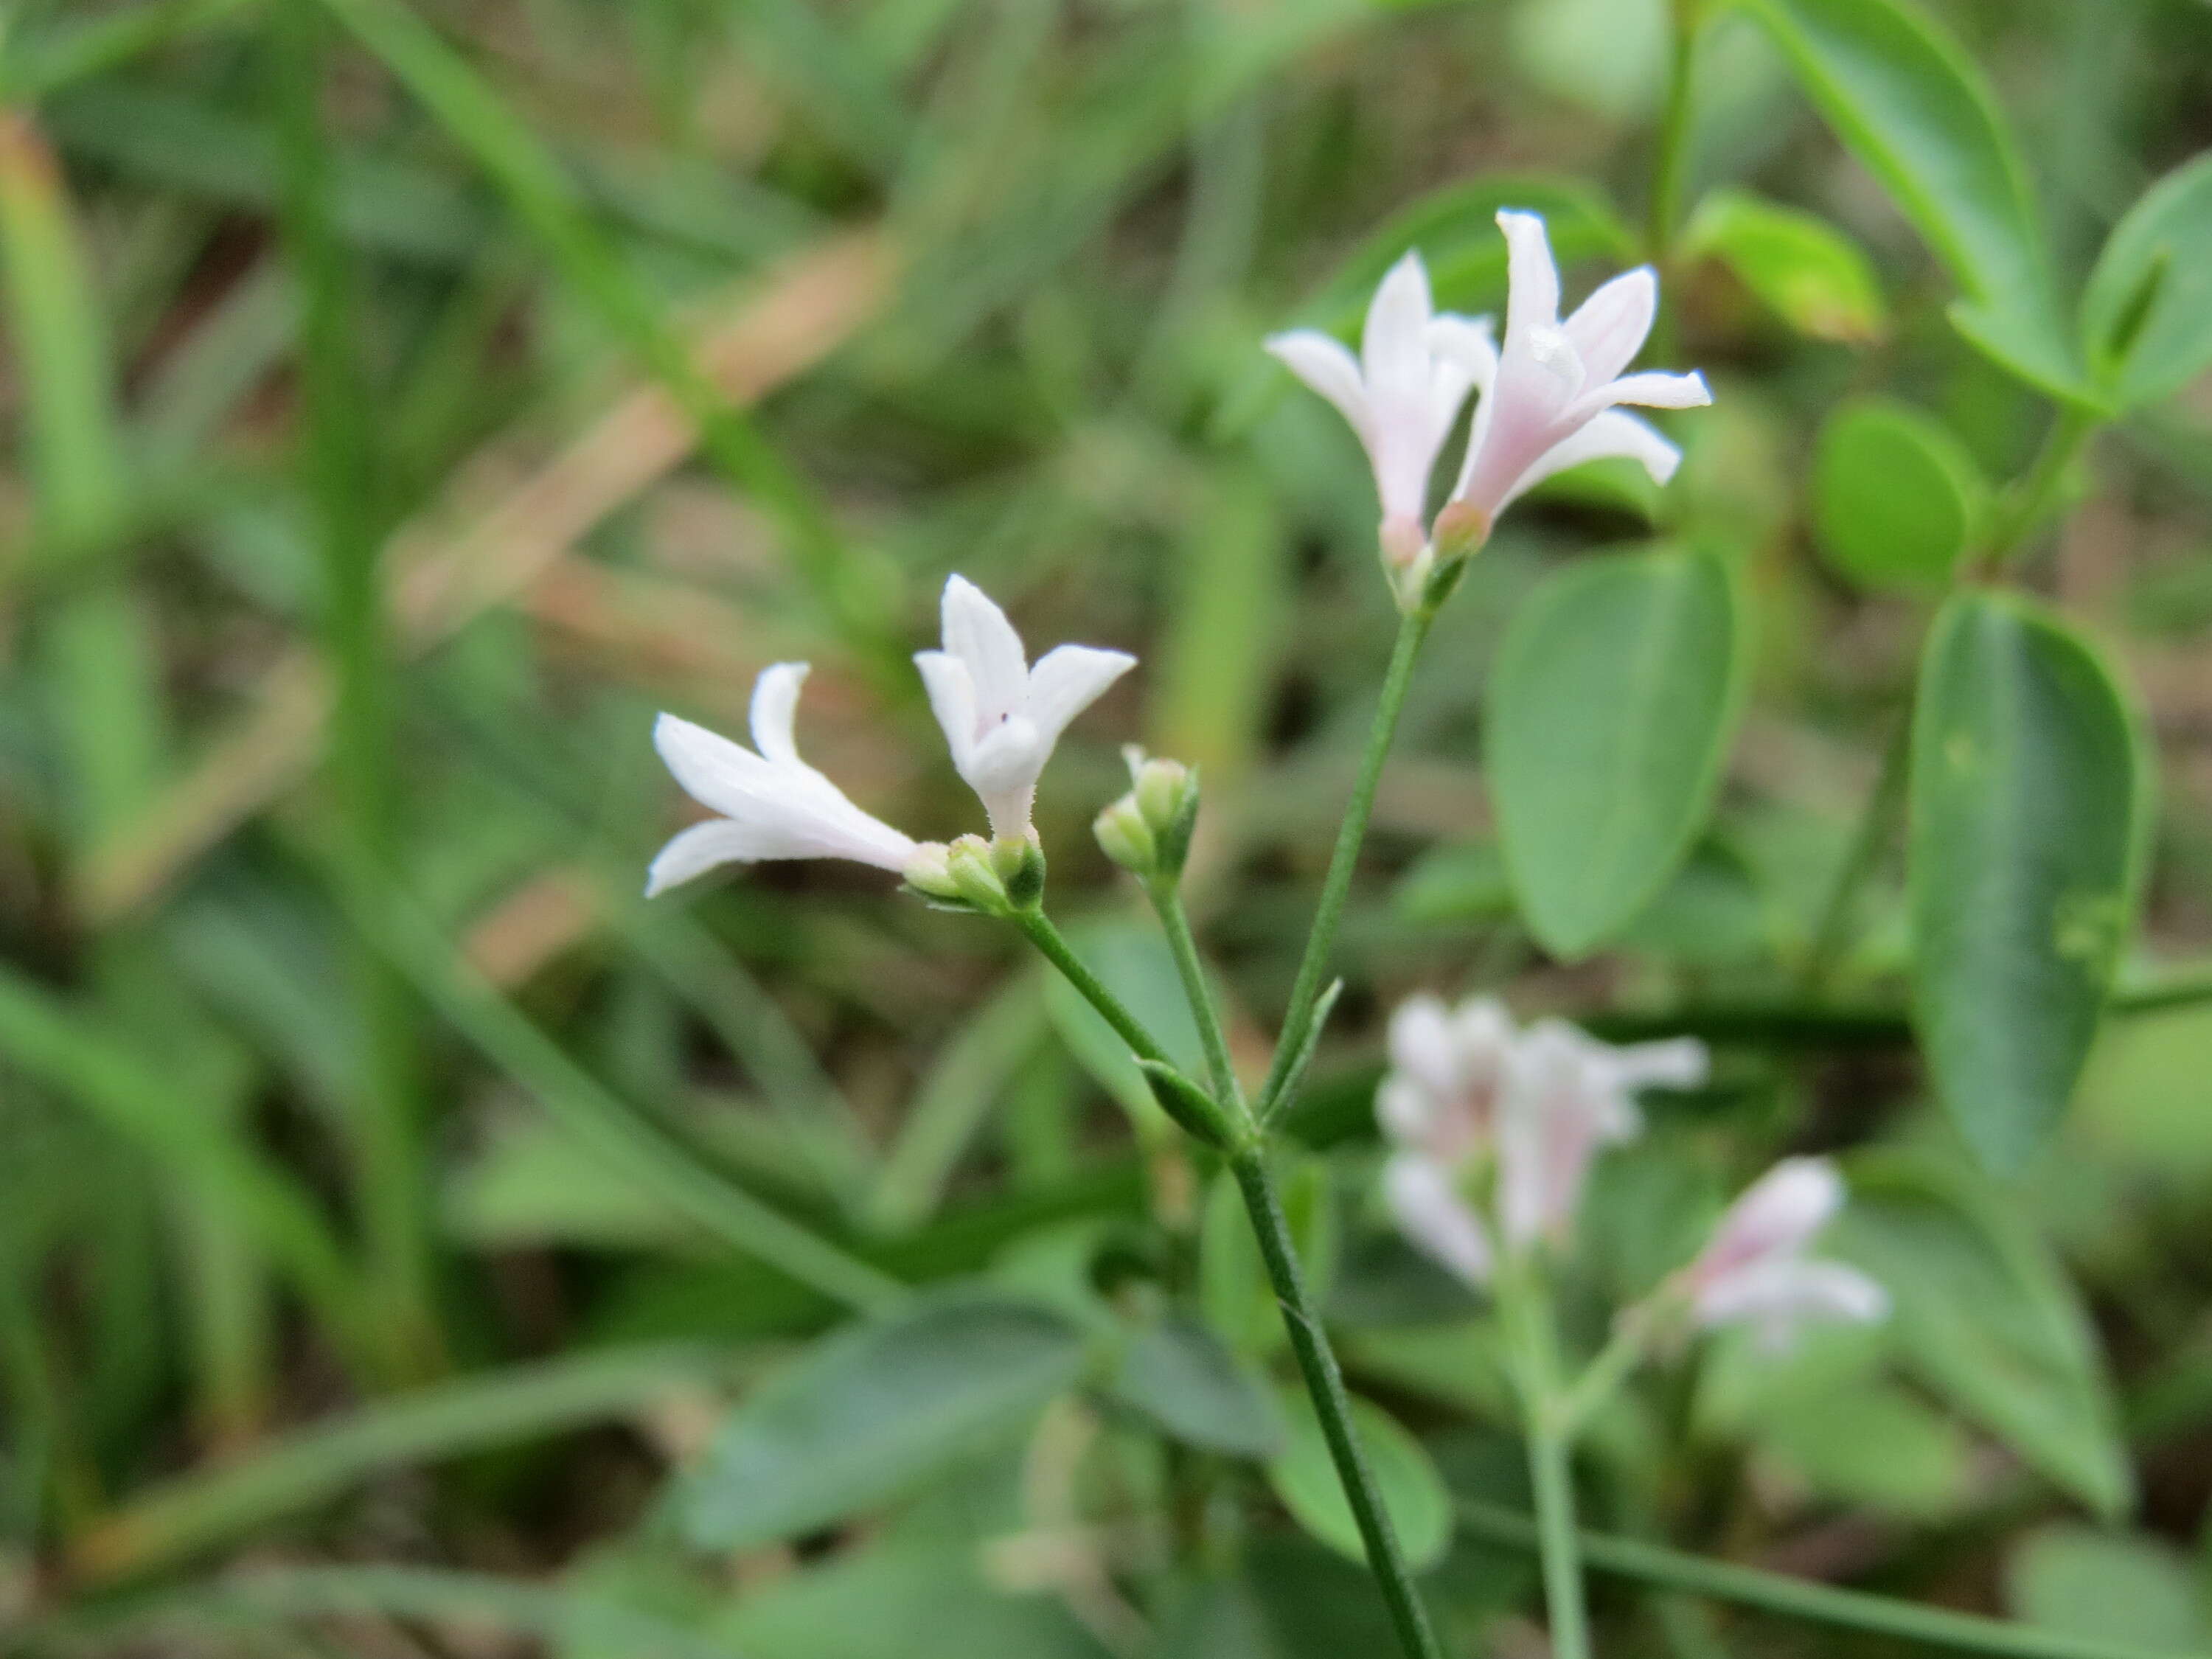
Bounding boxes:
1909 592 2151 1171
720 1539 1109 1659
681 1293 1089 1551
1739 0 2088 401
1265 1386 1451 1571
1812 397 1986 592
1489 548 1747 959
2006 1526 2211 1651
1105 1313 1284 1458
1392 840 1514 926
1831 1152 2133 1516
2081 152 2212 409
1682 187 1888 342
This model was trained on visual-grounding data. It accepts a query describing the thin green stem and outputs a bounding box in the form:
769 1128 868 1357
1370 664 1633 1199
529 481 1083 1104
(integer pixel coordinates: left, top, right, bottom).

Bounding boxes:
1557 1314 1652 1439
1647 0 1703 263
1504 1266 1592 1659
1257 602 1434 1116
1799 706 1911 997
1011 908 1172 1068
1147 880 1243 1113
1227 1144 1444 1659
1455 1500 2201 1659
273 4 438 1379
1981 406 2097 564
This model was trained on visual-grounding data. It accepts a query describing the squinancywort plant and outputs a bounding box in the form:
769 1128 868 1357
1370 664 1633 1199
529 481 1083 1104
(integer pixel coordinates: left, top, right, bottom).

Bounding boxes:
1373 994 1888 1655
648 212 1717 1659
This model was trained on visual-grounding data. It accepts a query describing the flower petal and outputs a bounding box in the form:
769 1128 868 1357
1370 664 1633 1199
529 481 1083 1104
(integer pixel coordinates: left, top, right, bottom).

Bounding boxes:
644 820 764 897
1384 1155 1494 1288
1607 1035 1709 1092
1427 313 1498 428
1563 266 1657 387
747 661 811 768
940 575 1030 725
1695 1256 1888 1338
1387 992 1461 1102
1363 251 1435 410
1696 1156 1843 1282
914 649 978 770
1025 644 1136 747
1265 330 1371 443
1497 209 1562 341
653 712 779 819
1568 369 1712 425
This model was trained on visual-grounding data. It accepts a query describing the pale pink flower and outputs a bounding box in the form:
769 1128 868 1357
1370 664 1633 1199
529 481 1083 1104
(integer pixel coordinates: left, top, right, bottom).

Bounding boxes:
1442 211 1710 543
648 664 922 895
1683 1157 1888 1350
1266 252 1495 572
1495 1020 1709 1251
914 576 1135 841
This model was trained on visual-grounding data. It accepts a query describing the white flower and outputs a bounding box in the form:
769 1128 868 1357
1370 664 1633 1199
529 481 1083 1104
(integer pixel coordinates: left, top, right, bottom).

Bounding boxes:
1683 1157 1888 1350
1374 995 1705 1287
647 663 922 896
1495 1020 1709 1251
1266 252 1495 571
915 576 1135 841
1441 210 1710 543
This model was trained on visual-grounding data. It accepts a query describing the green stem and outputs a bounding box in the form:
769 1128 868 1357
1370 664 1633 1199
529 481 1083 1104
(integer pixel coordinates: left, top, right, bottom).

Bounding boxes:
1505 1267 1592 1659
1981 406 2097 563
1227 1144 1444 1659
1147 880 1243 1113
1256 602 1434 1117
1648 0 1703 262
1798 706 1911 997
272 4 438 1379
1557 1313 1651 1439
1455 1500 2199 1659
1011 908 1172 1068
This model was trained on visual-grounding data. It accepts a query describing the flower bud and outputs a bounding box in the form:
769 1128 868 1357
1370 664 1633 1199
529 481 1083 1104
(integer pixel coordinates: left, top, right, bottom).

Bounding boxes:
943 834 1012 913
991 832 1047 911
1093 794 1156 874
1120 748 1200 878
902 841 966 904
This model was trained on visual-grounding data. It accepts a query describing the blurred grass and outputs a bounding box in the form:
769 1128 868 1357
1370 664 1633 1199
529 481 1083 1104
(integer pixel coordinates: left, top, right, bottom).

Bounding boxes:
1 0 2210 1646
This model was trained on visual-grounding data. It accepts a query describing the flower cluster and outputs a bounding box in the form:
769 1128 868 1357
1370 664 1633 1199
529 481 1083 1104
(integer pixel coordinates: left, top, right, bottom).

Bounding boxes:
1376 993 1884 1349
647 575 1132 901
1268 212 1710 602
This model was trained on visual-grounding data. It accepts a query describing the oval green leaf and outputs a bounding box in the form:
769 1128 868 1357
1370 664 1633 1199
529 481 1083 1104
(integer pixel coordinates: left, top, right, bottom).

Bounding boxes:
1908 593 2150 1172
1832 1152 2134 1516
1812 397 1985 592
1265 1387 1451 1571
1683 187 1888 343
1107 1313 1285 1458
2081 152 2212 410
682 1292 1089 1551
1489 548 1746 959
1740 0 2087 402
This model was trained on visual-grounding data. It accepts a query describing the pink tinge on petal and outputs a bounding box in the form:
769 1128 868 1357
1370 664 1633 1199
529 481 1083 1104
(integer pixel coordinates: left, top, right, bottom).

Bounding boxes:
1384 1155 1495 1289
1562 266 1657 387
1691 1157 1844 1287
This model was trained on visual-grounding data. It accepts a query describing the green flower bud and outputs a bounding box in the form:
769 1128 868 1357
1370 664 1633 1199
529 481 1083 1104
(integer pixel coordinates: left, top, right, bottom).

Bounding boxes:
944 834 1011 914
1122 748 1200 877
902 842 967 905
1093 795 1156 874
992 833 1047 911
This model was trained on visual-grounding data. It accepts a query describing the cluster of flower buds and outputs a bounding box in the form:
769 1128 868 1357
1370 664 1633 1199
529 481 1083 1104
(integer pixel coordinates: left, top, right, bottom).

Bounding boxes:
646 575 1133 905
1093 748 1201 884
1374 992 1885 1352
1268 212 1711 607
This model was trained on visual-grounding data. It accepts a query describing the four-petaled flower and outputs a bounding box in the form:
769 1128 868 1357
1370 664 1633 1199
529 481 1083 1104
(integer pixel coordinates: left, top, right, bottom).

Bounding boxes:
647 663 923 897
1265 253 1495 575
1677 1156 1888 1350
1377 995 1709 1288
917 575 1136 841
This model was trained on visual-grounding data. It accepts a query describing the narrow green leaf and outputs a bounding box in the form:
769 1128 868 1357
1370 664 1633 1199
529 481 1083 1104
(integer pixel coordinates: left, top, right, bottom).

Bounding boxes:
1812 397 1986 592
1833 1152 2134 1517
1739 0 2089 401
1681 187 1888 342
75 1345 742 1582
1489 548 1747 959
2081 152 2212 410
0 107 128 546
681 1292 1088 1551
1265 1386 1451 1572
1105 1313 1284 1458
2006 1527 2211 1651
1909 592 2151 1171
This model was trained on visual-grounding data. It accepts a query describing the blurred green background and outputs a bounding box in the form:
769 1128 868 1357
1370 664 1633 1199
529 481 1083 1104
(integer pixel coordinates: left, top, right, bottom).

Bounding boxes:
3 0 2212 1652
